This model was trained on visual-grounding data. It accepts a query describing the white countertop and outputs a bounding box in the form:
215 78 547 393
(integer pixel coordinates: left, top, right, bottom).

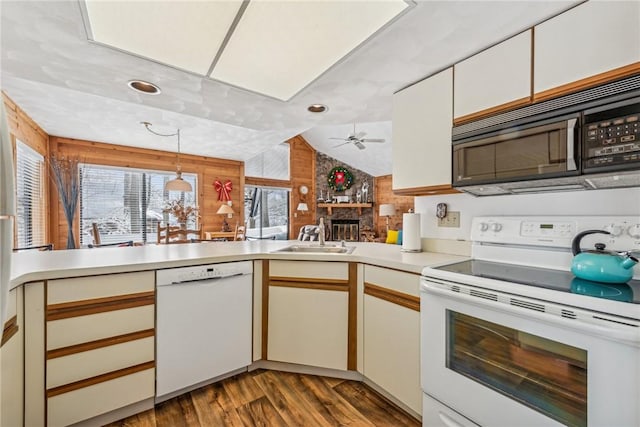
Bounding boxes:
10 240 468 288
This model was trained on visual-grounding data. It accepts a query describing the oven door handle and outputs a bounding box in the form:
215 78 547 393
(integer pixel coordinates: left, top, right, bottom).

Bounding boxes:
421 279 640 346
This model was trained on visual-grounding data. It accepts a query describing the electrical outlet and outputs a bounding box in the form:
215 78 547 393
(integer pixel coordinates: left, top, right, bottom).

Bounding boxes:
438 211 460 228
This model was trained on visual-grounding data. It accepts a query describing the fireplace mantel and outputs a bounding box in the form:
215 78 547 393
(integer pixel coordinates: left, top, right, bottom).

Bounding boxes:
317 203 372 215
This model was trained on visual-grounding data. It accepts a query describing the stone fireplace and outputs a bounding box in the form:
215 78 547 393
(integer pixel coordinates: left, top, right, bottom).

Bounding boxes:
331 219 359 242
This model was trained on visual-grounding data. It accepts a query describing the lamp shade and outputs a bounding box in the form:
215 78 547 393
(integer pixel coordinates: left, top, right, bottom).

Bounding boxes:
296 202 309 212
379 203 395 217
216 204 235 215
165 173 193 192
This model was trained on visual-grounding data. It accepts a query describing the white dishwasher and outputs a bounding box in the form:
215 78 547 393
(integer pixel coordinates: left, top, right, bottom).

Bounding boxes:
156 261 252 402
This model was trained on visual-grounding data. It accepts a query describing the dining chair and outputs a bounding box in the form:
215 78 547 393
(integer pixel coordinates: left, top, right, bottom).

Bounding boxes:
157 223 203 244
234 224 246 241
90 222 137 248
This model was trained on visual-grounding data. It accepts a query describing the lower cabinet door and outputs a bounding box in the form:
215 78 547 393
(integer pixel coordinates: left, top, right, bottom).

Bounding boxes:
364 294 421 414
268 286 348 370
47 368 155 427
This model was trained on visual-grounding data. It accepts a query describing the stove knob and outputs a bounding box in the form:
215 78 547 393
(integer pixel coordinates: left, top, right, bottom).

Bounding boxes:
478 222 489 232
490 223 502 232
604 224 623 237
627 224 640 239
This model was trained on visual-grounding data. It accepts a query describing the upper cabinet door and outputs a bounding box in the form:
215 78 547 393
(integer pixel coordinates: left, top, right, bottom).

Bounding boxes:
534 1 640 100
392 67 454 194
454 31 532 123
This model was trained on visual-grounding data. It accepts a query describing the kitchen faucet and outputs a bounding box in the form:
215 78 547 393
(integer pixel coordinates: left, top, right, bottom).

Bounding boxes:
318 217 325 246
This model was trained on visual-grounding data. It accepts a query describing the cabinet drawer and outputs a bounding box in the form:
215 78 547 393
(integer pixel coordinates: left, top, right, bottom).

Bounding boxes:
48 305 154 350
270 260 348 281
47 336 154 389
48 271 154 305
47 368 154 427
364 265 420 297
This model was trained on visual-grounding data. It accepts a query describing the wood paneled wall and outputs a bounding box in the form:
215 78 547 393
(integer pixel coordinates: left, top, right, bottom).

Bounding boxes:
374 175 414 238
49 136 243 249
3 93 49 157
288 136 316 239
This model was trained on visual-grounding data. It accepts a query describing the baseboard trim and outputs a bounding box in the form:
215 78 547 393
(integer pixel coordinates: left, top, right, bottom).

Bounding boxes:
362 377 421 421
70 397 154 427
250 359 362 381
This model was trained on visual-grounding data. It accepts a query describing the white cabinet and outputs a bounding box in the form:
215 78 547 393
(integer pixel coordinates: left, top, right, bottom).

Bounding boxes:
1 287 24 427
454 31 531 121
363 266 421 414
21 272 156 427
534 1 640 98
267 261 353 370
392 67 455 195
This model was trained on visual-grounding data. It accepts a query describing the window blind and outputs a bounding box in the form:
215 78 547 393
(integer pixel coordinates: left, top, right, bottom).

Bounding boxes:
79 164 197 245
15 141 45 248
245 143 290 180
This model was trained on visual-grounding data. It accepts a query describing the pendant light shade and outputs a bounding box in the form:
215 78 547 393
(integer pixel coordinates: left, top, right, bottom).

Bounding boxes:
142 122 192 192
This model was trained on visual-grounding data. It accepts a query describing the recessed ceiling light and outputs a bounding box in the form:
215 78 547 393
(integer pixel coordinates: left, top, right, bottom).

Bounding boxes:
308 104 328 113
127 80 161 95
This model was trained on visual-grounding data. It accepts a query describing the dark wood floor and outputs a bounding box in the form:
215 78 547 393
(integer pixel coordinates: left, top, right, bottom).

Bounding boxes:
105 369 420 426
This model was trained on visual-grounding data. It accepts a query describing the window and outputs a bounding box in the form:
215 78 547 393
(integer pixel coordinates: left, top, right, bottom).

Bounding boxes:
79 164 197 245
244 143 290 180
244 186 289 240
15 141 46 248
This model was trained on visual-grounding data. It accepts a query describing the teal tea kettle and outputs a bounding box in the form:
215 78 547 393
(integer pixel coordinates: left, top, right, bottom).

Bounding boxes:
571 230 638 284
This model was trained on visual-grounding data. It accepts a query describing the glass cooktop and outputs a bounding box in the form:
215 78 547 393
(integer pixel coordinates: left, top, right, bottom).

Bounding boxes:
435 260 640 304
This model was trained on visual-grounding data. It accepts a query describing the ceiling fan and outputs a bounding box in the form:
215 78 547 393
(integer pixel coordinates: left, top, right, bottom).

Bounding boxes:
330 124 386 150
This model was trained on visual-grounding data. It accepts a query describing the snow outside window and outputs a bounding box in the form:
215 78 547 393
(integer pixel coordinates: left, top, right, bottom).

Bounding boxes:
79 164 197 246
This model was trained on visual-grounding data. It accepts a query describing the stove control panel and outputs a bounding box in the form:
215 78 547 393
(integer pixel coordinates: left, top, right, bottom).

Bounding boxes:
471 216 640 251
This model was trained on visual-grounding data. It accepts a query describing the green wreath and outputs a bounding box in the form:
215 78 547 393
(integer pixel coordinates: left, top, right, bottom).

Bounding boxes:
327 166 354 192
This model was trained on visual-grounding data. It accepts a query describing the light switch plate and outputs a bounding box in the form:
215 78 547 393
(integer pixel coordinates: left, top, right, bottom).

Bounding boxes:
438 211 460 228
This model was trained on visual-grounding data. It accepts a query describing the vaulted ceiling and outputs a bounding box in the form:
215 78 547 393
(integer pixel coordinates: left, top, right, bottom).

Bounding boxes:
0 1 577 176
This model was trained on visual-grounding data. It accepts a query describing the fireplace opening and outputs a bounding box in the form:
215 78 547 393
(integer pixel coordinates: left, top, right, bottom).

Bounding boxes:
331 219 359 242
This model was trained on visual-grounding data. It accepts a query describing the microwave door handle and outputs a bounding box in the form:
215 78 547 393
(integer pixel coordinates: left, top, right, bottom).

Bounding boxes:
566 118 577 171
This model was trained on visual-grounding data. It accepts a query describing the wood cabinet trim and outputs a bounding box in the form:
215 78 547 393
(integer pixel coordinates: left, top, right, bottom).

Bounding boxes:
533 62 640 103
364 283 420 312
46 329 155 360
269 280 349 292
453 96 531 126
46 291 155 321
392 184 460 197
269 275 349 285
261 260 269 360
46 361 155 398
361 263 421 277
1 315 18 347
347 263 357 371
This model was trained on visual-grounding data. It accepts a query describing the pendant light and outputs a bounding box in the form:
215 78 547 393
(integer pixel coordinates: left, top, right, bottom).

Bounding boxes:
141 122 192 192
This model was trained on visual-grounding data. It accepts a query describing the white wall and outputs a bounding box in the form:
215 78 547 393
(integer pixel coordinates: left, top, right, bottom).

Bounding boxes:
415 188 640 241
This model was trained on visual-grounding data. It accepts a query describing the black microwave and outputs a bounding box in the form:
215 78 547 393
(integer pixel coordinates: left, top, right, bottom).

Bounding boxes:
452 89 640 194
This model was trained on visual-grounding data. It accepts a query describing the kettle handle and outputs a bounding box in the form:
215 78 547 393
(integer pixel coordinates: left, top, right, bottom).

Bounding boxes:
571 230 611 255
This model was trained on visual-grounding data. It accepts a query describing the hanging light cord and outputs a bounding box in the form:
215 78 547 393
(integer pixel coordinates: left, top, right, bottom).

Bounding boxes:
141 121 182 170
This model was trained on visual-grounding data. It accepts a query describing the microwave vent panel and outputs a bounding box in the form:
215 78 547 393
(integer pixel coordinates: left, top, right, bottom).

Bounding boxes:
584 172 640 189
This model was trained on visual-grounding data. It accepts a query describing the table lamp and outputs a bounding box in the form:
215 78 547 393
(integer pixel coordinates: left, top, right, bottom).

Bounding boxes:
217 204 234 232
379 203 396 233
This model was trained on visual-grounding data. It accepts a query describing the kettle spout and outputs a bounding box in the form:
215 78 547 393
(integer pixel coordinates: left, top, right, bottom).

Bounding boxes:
621 255 639 270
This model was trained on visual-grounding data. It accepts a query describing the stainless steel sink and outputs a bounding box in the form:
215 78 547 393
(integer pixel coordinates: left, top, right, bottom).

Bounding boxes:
275 244 355 254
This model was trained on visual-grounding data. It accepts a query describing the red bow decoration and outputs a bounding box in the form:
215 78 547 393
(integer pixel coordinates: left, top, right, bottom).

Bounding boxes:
214 179 232 201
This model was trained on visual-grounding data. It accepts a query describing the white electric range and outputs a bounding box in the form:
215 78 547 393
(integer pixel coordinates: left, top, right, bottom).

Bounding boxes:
420 216 640 427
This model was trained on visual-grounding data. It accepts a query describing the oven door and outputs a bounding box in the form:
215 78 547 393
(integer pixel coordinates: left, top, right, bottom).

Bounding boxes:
421 277 640 427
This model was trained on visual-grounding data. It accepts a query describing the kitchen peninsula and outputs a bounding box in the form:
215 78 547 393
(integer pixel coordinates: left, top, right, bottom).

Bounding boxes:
7 241 466 426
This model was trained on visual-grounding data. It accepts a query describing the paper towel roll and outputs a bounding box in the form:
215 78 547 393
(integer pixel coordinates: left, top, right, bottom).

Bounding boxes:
402 213 421 252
